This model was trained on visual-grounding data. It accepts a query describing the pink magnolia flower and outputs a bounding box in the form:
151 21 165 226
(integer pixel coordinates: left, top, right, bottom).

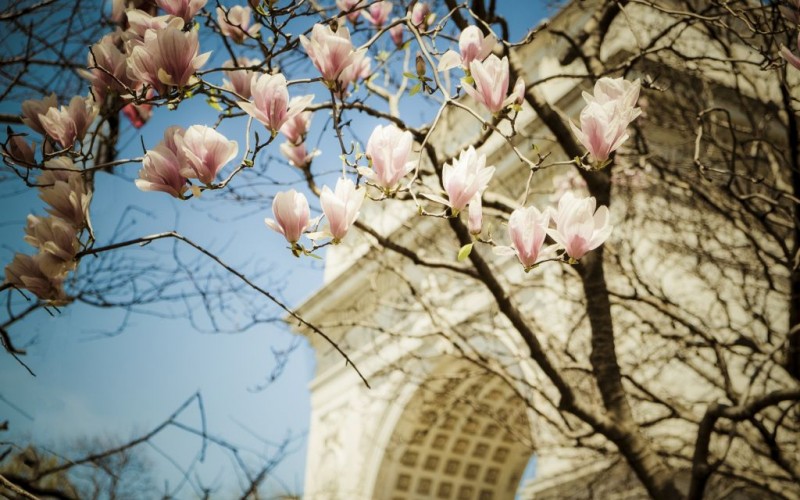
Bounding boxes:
504 206 550 270
389 20 403 47
23 215 79 277
468 194 482 235
222 57 260 99
156 0 207 23
7 136 36 166
300 24 365 86
124 9 185 44
362 123 415 193
442 146 495 213
280 111 312 145
81 34 133 100
21 94 58 135
571 77 641 164
464 55 524 114
438 25 496 72
4 253 69 304
38 159 92 230
410 2 431 29
336 51 371 95
136 128 189 197
547 192 613 261
266 189 310 244
127 25 210 95
238 73 314 136
320 177 365 243
279 141 318 169
121 101 153 128
39 95 97 149
336 0 364 23
362 0 392 28
781 33 800 70
175 125 238 185
217 5 261 44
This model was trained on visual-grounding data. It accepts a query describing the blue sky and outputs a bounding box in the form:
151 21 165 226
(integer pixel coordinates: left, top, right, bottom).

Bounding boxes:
0 1 557 496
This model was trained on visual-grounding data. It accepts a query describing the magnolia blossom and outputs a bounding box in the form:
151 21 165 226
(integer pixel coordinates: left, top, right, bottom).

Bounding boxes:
222 58 260 99
781 33 800 70
127 26 210 95
217 6 261 44
280 111 312 145
300 24 364 85
124 9 185 44
238 73 314 135
502 206 550 270
438 25 496 72
38 159 92 229
7 136 36 166
320 177 365 242
389 20 403 47
468 194 482 235
4 253 68 304
39 95 97 148
136 127 189 197
571 77 641 163
362 123 414 193
442 146 495 213
336 51 371 95
175 125 238 185
280 141 318 169
266 189 310 244
23 215 79 277
156 0 207 23
548 192 613 261
362 0 392 28
21 94 58 135
336 0 364 23
411 2 431 28
81 34 133 100
464 55 524 114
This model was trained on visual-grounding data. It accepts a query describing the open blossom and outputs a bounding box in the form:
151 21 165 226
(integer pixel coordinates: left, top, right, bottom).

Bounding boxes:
362 124 414 193
438 25 496 72
21 94 58 135
175 125 238 185
442 146 495 213
361 0 392 28
39 95 98 148
38 158 92 229
548 192 613 260
222 58 260 99
336 0 364 23
81 34 133 100
124 10 185 44
280 141 318 169
266 189 310 244
127 25 210 95
781 33 800 70
238 73 314 135
502 206 550 270
464 55 524 114
571 77 641 163
217 6 261 44
4 253 69 304
320 177 365 242
136 127 189 197
300 24 364 85
23 215 79 277
156 0 207 23
280 111 312 145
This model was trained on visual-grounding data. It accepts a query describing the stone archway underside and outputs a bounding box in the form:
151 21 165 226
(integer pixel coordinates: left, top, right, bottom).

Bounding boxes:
373 366 533 500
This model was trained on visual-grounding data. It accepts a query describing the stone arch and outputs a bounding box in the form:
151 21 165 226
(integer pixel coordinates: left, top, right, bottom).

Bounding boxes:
371 359 534 500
